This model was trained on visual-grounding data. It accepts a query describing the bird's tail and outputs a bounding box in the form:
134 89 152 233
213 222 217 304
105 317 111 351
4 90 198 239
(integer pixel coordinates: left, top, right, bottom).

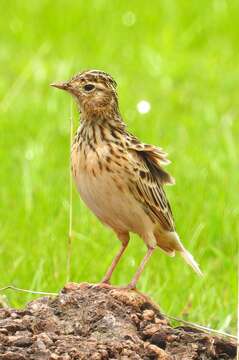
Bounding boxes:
180 248 203 276
155 229 203 276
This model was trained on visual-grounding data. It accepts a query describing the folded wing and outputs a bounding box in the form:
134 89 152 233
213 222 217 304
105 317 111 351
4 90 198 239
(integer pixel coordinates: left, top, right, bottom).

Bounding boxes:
126 134 175 232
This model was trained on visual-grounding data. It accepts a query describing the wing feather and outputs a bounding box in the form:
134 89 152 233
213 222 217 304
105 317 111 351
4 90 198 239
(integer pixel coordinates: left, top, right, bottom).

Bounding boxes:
126 133 175 185
126 136 175 232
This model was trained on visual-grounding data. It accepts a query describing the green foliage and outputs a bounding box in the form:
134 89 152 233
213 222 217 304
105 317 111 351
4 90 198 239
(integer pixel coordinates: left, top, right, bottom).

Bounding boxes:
0 0 238 333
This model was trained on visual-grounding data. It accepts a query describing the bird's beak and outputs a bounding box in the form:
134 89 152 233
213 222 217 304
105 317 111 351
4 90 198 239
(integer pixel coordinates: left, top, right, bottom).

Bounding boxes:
50 82 69 90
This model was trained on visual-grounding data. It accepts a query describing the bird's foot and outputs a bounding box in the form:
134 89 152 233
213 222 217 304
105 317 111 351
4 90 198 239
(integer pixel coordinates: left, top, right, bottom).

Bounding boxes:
100 277 111 285
116 283 137 291
90 281 113 290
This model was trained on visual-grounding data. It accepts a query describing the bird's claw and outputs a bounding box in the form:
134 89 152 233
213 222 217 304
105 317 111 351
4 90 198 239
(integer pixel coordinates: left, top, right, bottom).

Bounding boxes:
90 282 113 289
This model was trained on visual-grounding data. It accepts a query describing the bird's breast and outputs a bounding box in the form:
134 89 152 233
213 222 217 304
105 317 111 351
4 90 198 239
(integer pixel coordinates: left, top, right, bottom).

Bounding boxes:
72 142 121 220
71 141 150 233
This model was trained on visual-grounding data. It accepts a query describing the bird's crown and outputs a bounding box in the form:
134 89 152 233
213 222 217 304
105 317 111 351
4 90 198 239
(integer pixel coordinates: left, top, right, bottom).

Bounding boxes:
71 69 117 89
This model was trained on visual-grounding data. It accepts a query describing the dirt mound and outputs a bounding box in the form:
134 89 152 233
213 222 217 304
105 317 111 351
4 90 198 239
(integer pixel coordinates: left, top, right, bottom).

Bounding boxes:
0 283 236 359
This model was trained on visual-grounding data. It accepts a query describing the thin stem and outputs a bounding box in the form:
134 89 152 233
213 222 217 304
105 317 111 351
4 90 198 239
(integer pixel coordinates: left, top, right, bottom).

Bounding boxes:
0 285 57 296
162 312 237 341
67 100 74 282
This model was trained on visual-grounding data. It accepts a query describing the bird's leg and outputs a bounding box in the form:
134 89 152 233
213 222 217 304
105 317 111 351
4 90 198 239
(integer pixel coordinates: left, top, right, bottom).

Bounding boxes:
101 232 129 284
127 246 156 289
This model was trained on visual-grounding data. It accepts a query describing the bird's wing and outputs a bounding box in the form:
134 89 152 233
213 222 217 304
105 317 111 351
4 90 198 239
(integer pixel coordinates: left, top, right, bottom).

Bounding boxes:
125 133 175 185
126 134 175 232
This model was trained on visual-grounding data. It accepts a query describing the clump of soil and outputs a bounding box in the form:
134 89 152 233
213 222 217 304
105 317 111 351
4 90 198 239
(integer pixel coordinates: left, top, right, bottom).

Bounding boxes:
0 283 236 359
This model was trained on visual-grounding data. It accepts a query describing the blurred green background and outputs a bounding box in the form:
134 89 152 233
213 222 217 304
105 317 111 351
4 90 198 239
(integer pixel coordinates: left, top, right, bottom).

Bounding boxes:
0 0 238 333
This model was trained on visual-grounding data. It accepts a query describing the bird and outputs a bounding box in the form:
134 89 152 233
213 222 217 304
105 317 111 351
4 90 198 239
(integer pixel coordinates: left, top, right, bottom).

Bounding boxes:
51 69 202 289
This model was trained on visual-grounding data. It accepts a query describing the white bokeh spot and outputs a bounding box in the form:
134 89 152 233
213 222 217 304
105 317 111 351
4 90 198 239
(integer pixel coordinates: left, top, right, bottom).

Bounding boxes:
137 100 151 114
122 11 136 27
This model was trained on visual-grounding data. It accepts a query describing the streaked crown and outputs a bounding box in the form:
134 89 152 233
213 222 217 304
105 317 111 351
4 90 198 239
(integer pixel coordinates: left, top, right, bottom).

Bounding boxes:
71 69 117 89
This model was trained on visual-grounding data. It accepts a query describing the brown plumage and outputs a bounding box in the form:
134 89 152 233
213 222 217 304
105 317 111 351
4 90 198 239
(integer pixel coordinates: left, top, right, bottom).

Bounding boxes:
51 70 202 289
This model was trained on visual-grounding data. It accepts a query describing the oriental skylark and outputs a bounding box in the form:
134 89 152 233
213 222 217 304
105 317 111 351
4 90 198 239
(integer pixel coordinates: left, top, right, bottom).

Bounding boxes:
51 70 202 289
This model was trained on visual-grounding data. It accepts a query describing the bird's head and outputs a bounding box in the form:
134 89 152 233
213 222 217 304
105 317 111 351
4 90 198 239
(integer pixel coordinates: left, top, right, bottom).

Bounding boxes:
51 70 119 119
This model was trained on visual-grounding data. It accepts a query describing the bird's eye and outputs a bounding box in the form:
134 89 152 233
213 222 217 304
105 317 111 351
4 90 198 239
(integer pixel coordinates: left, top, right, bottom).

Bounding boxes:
83 84 95 92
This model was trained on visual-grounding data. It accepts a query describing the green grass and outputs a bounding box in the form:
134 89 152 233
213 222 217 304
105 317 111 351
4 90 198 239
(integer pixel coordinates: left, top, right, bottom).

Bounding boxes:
0 0 238 334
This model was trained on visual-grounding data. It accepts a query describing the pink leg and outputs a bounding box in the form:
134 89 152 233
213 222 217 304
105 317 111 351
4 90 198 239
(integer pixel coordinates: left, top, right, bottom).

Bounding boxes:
101 233 129 284
127 246 155 289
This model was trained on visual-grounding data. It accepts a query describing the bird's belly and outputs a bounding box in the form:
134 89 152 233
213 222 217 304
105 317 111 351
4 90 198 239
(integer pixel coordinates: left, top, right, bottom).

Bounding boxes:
73 166 151 234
